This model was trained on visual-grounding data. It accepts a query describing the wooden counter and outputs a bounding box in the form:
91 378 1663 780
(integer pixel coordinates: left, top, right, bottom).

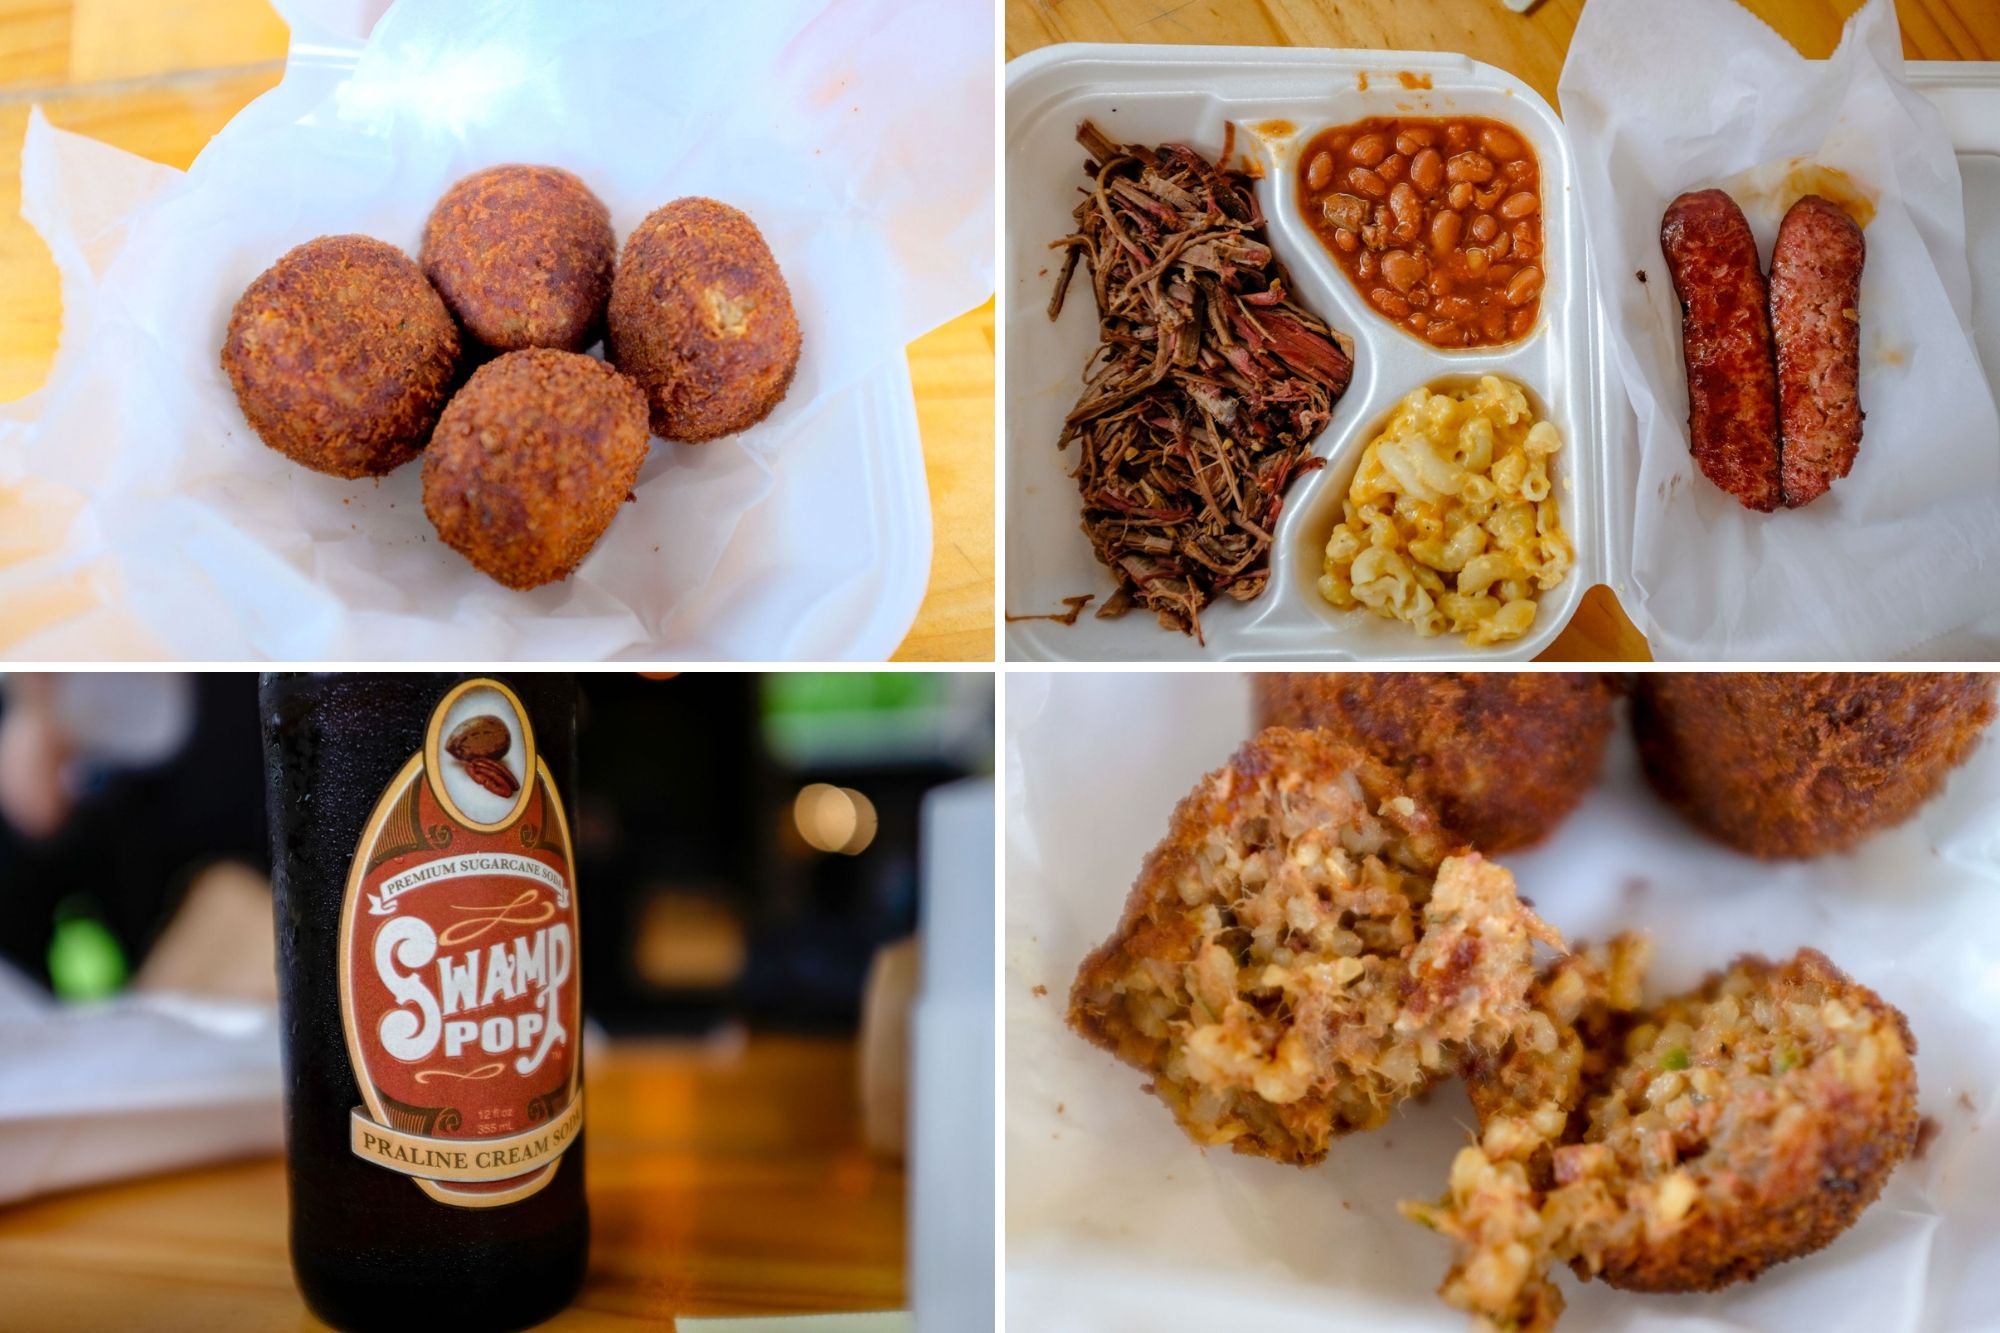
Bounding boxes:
1006 0 1999 662
0 1037 905 1329
0 0 993 662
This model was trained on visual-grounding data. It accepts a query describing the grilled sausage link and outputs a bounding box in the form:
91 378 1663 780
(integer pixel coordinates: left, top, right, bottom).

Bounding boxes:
1660 189 1782 512
1770 195 1864 508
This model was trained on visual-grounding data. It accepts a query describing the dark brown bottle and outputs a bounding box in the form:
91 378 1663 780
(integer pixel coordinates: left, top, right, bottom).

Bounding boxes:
260 673 587 1332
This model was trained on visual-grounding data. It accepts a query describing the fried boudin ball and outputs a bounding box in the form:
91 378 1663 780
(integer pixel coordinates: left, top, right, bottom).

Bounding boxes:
421 349 650 589
420 164 616 354
1631 672 1995 858
221 234 461 478
606 197 801 441
1253 672 1618 853
1068 726 1562 1166
1408 942 1918 1332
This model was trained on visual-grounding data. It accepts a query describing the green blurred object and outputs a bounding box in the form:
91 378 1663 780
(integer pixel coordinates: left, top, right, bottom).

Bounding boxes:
760 673 953 766
762 672 940 717
48 900 128 1001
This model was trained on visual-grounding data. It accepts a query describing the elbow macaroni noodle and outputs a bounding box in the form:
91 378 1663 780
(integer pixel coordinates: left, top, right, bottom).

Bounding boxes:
1318 376 1572 647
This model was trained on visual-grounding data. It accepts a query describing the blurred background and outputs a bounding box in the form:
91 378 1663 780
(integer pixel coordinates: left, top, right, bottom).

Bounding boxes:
0 670 996 1330
0 671 990 1018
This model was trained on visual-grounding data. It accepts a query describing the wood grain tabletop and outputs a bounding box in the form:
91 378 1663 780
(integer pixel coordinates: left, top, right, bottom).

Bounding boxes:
1006 0 1999 663
0 0 994 664
0 1037 905 1329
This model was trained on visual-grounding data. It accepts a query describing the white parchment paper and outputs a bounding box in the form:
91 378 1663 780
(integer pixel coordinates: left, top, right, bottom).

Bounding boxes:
1558 0 2000 661
1006 673 2000 1332
0 0 992 661
0 964 282 1204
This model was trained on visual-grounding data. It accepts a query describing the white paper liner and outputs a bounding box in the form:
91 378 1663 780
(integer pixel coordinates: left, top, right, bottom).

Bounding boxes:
1558 0 2000 660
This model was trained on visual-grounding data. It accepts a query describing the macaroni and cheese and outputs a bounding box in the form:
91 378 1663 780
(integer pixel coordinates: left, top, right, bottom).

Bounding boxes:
1318 377 1572 646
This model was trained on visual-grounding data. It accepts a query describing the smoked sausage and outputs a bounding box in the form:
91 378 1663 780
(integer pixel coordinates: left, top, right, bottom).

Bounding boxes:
1660 189 1782 512
1770 195 1865 508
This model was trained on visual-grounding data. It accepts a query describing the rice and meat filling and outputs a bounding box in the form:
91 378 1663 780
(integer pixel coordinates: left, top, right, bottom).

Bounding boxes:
1407 943 1918 1332
1068 726 1561 1165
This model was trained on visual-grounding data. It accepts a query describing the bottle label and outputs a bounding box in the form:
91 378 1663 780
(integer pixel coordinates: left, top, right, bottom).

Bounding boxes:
339 678 581 1209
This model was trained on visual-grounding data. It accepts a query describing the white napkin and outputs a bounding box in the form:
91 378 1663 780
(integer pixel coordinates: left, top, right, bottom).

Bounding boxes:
1006 673 2000 1332
912 779 997 1333
0 0 993 660
0 966 283 1204
1558 0 1999 660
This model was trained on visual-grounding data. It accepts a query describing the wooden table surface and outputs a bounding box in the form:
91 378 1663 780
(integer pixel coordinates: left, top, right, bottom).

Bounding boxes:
1007 0 2000 663
0 0 994 663
0 1036 905 1329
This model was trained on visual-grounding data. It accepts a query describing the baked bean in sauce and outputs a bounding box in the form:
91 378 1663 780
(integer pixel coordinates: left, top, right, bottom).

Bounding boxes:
1298 116 1543 348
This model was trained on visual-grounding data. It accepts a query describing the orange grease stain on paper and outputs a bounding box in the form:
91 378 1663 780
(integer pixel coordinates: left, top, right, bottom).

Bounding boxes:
1724 157 1877 229
1357 71 1369 91
1397 71 1432 90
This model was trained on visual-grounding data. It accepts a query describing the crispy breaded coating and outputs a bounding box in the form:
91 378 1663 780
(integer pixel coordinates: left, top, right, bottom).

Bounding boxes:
1408 943 1918 1331
1632 672 1995 858
1253 673 1617 853
1068 726 1561 1166
421 348 650 589
221 234 462 478
606 197 801 442
421 164 616 354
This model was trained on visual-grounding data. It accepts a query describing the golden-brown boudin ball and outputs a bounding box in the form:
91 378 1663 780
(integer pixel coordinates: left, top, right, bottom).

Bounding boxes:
1630 672 1995 858
1253 672 1618 853
606 197 801 441
221 234 461 478
1566 949 1919 1294
421 348 650 589
420 164 616 354
1414 942 1918 1331
1069 726 1560 1166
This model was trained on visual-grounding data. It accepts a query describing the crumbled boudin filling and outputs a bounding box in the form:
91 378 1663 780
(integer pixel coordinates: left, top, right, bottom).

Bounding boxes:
1406 935 1651 1333
1407 1145 1565 1333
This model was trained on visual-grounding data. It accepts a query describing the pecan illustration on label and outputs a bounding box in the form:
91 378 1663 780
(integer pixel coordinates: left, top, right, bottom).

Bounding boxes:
461 756 520 799
447 714 511 762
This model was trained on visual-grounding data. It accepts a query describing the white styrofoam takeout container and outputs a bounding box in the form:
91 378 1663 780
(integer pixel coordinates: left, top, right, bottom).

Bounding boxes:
1005 49 2000 663
1911 63 2000 433
1005 44 1623 662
